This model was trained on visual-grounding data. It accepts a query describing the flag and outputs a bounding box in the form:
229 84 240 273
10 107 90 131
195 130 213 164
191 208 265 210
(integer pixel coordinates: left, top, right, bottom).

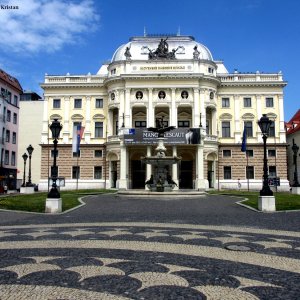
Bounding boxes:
241 127 247 152
72 125 85 153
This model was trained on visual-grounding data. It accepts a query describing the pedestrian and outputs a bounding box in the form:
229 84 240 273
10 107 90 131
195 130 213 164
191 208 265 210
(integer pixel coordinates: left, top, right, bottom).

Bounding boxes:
4 184 8 194
237 178 241 191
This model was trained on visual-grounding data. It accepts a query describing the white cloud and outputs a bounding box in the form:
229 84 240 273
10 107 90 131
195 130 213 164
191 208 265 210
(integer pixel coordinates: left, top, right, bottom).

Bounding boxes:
0 0 100 53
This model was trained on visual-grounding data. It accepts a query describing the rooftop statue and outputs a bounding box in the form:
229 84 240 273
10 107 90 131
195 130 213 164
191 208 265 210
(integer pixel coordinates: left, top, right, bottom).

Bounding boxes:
148 38 178 60
147 116 175 137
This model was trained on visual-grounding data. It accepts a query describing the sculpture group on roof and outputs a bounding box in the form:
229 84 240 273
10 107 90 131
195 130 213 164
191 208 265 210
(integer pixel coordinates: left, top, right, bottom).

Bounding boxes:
148 38 179 60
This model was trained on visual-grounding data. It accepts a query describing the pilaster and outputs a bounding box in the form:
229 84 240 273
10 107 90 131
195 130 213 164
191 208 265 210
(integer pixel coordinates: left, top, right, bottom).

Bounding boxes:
172 146 179 190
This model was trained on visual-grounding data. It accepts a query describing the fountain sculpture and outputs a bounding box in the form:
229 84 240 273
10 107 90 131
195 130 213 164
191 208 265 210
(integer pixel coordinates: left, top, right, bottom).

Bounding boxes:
142 117 181 192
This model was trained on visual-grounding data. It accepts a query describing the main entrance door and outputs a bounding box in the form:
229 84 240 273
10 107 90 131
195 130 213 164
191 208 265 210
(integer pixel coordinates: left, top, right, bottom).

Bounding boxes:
179 161 193 189
131 160 146 189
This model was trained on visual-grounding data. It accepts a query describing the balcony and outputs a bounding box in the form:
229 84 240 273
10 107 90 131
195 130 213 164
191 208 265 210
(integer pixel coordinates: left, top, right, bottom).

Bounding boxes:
107 135 120 143
204 135 218 143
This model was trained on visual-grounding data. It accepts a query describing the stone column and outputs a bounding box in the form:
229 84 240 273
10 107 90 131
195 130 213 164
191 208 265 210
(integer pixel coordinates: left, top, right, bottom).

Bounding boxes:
234 94 241 143
85 96 91 143
199 89 206 136
256 95 262 143
148 88 154 127
193 88 200 127
41 96 49 144
145 146 152 190
172 146 179 190
278 94 286 143
124 89 131 128
119 140 128 190
107 110 113 137
171 88 177 127
195 143 207 190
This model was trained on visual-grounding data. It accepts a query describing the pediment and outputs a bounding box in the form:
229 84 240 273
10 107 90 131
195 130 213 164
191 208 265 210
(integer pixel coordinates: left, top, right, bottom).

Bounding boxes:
219 113 232 120
242 113 255 120
50 114 62 121
71 114 84 120
93 114 105 120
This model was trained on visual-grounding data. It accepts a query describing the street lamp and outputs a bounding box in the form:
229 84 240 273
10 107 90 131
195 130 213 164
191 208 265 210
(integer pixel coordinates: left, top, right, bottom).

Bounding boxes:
21 153 28 187
26 144 34 186
258 114 273 196
48 119 62 198
292 139 300 187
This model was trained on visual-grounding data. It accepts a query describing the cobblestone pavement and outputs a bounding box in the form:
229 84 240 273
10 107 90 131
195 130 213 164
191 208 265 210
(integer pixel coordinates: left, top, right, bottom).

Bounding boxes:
0 193 299 299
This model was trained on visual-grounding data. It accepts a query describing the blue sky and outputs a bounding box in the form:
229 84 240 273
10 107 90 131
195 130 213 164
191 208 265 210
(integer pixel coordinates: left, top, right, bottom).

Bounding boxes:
0 0 299 120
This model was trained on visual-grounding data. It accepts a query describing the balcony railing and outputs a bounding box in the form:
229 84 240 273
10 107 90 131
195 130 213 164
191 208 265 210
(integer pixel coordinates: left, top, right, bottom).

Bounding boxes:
219 73 283 83
107 135 120 143
204 135 218 142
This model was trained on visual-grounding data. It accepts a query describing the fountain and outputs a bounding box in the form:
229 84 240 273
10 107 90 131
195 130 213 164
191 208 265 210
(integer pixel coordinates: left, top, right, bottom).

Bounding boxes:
142 117 181 192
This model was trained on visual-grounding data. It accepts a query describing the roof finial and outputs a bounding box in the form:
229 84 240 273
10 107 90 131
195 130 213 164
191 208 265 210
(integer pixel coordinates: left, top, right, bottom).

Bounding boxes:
177 26 181 36
144 26 147 37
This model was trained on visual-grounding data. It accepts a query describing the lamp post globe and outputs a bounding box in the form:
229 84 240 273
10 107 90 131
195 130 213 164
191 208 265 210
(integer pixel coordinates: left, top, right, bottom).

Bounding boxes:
21 153 28 187
26 144 34 186
48 119 62 199
258 114 273 196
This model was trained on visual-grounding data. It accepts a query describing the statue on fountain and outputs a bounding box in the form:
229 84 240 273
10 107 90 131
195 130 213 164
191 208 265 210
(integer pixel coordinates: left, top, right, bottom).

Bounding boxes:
147 116 175 137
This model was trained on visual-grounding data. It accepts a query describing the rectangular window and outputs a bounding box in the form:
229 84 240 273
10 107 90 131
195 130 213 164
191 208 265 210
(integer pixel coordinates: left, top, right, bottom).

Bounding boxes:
222 121 230 137
7 91 11 103
268 149 276 157
223 150 231 157
224 166 232 179
73 150 80 157
51 149 59 157
11 151 16 166
135 121 147 128
178 120 190 127
244 121 253 137
94 166 102 179
269 121 275 137
243 97 252 107
13 95 18 106
95 122 103 138
12 132 16 144
53 99 61 108
74 98 82 108
5 130 10 142
246 149 254 157
95 98 103 108
246 166 254 179
72 166 80 179
266 97 274 107
222 97 230 108
269 166 277 177
7 110 11 122
4 150 9 165
13 113 17 124
95 150 103 157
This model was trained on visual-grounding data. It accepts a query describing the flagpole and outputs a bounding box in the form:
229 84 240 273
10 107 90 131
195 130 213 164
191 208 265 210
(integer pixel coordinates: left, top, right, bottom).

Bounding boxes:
246 152 249 191
76 151 79 190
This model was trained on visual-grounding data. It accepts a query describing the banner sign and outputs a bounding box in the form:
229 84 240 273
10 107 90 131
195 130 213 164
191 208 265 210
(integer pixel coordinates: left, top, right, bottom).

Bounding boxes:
123 128 200 145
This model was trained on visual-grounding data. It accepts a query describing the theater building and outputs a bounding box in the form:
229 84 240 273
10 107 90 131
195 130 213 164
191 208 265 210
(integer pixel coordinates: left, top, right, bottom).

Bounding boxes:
39 34 289 191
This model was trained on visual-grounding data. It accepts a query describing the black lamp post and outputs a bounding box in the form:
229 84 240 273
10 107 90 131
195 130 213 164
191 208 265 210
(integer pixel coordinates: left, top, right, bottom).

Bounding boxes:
21 153 28 187
292 139 300 187
48 119 62 198
26 144 34 186
258 114 273 196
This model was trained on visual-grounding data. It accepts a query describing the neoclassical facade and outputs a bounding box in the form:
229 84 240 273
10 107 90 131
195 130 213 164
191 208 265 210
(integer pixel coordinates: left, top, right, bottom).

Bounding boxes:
39 34 289 191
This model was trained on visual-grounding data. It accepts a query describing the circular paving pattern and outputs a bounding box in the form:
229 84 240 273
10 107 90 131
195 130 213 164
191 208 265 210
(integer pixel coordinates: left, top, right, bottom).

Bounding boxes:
0 222 299 299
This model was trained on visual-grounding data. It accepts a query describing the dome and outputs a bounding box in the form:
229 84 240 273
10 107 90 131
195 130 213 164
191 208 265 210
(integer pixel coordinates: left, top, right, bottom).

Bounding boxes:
111 35 213 62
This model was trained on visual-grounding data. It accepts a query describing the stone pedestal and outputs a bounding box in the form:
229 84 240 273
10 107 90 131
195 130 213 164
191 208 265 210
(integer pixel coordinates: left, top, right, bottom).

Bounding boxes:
258 196 276 212
45 198 62 213
291 187 300 195
20 186 35 194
